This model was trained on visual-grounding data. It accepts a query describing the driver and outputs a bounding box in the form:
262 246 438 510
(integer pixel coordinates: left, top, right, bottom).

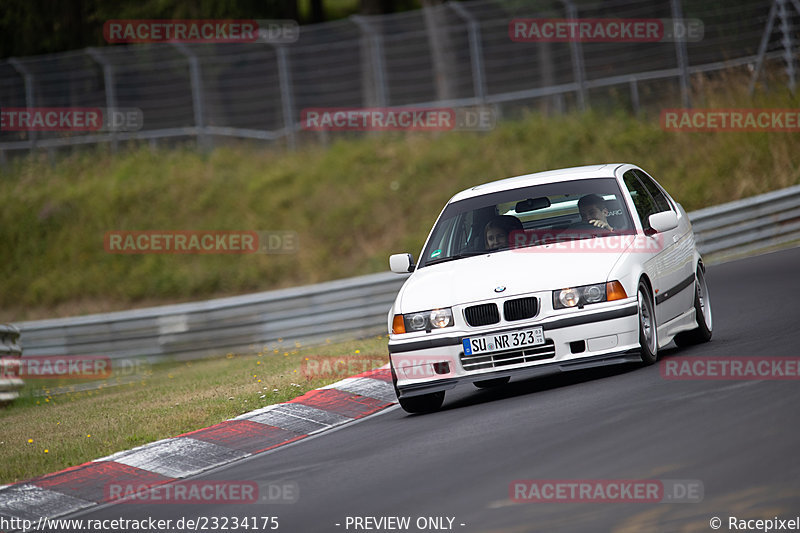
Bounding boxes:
577 194 614 231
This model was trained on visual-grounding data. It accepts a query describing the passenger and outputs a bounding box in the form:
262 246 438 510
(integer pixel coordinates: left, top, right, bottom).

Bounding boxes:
577 194 614 231
485 215 524 250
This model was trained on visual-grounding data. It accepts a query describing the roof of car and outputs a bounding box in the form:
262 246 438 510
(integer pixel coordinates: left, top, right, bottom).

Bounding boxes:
448 163 631 203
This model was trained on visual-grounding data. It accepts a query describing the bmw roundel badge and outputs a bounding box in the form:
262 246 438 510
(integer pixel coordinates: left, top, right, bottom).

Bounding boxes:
494 286 506 293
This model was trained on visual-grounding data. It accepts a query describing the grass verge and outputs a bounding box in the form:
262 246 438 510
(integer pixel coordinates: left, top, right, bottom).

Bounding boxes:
0 336 389 485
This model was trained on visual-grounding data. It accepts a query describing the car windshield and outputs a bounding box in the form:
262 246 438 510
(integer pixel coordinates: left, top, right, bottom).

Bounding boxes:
418 177 634 268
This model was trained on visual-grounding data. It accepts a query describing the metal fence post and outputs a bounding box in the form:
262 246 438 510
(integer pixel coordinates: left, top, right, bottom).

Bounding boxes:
778 0 797 93
749 0 778 94
560 0 587 111
351 15 389 107
537 40 563 114
423 2 458 102
671 0 692 108
273 44 297 150
87 48 119 152
448 1 487 103
630 78 641 115
172 43 209 150
0 324 23 406
8 58 37 150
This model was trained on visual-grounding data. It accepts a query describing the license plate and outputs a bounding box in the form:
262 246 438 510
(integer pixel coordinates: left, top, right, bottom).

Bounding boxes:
462 326 545 356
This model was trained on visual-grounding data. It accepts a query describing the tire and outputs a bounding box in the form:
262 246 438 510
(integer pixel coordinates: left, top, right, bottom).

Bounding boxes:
474 377 511 388
674 266 713 347
391 361 445 414
397 392 445 414
638 280 658 365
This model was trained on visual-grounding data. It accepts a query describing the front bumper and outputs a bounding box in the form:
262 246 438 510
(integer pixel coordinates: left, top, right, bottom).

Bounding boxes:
389 298 641 398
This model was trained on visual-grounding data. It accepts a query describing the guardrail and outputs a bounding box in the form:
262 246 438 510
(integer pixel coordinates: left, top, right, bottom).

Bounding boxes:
16 272 408 366
12 185 800 371
0 324 23 404
691 184 800 261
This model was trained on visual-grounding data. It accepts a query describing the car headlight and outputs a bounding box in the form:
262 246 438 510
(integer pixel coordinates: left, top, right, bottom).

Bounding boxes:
429 308 453 328
553 281 627 309
558 287 581 308
392 308 454 333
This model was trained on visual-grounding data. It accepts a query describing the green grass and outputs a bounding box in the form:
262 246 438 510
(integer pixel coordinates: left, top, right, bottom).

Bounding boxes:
0 336 390 484
1 73 799 322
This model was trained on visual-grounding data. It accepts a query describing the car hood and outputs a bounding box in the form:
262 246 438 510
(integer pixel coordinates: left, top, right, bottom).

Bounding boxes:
397 242 631 311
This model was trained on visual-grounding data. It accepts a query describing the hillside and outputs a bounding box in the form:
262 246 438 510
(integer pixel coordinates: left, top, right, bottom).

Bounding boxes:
2 76 798 321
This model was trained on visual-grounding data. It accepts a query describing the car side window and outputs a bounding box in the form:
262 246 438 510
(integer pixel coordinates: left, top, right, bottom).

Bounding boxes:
634 170 673 213
623 170 658 231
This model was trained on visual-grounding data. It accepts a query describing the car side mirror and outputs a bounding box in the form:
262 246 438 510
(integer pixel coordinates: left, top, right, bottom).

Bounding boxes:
648 211 679 233
389 253 415 273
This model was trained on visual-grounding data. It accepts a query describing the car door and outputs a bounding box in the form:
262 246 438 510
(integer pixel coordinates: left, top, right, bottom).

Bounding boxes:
634 169 695 320
621 170 688 327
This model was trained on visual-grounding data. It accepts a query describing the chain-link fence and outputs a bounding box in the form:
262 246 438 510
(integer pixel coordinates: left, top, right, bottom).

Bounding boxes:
0 0 794 158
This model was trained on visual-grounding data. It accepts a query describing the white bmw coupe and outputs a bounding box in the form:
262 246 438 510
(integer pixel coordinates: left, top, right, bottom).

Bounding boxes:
388 164 712 413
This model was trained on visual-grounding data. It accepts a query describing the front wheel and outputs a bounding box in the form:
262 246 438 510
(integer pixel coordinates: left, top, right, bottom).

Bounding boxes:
391 358 445 414
674 266 713 347
398 392 445 414
638 281 658 365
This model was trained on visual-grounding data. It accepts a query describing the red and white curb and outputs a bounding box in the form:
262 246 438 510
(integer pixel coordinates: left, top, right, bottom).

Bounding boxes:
0 366 396 524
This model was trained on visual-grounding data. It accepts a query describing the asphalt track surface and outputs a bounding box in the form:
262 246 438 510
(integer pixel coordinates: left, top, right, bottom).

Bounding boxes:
71 247 800 533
